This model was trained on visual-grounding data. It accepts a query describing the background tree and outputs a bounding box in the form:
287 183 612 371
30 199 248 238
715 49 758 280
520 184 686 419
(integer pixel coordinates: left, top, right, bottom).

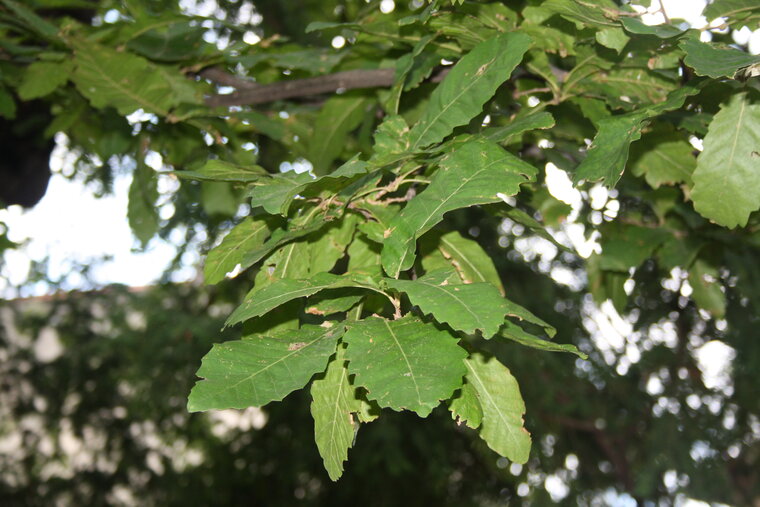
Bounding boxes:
1 0 759 504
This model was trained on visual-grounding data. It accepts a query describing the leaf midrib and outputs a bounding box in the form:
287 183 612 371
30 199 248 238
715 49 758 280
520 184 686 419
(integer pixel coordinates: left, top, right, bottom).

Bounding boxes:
383 319 423 405
76 48 168 116
465 360 522 448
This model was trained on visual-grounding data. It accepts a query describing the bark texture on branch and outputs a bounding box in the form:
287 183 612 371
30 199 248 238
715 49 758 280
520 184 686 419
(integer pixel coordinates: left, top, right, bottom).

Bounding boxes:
203 68 396 107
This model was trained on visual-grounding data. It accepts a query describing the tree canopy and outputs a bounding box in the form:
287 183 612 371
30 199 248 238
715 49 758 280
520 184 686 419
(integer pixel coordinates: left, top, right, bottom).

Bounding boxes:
1 0 760 504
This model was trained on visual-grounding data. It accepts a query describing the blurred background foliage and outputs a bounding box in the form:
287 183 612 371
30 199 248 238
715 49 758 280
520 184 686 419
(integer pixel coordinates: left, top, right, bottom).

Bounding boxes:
1 0 759 505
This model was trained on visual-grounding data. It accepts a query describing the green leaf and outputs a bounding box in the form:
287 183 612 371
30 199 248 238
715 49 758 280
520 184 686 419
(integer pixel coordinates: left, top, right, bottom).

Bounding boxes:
18 60 73 100
542 0 619 28
463 352 531 463
175 159 267 183
344 315 467 417
127 162 159 246
573 112 646 186
0 0 61 42
309 216 358 272
187 325 341 412
573 84 703 187
407 32 532 150
448 381 483 429
249 172 315 215
619 17 685 38
226 273 379 326
629 127 696 188
688 259 726 318
0 85 15 119
419 230 504 294
500 320 587 359
382 137 535 277
309 95 369 175
690 92 760 228
482 111 556 146
311 342 362 481
250 160 370 216
201 181 238 216
204 216 277 284
595 27 630 53
385 271 507 337
703 0 760 24
501 299 556 338
370 115 411 166
598 224 670 271
126 21 206 62
681 39 760 79
72 40 201 117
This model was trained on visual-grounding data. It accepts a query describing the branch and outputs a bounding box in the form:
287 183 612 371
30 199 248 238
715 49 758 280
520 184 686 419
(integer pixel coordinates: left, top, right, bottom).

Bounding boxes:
201 66 452 108
203 68 395 107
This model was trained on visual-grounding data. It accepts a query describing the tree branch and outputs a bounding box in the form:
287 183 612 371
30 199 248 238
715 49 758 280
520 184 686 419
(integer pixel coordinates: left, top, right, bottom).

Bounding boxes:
203 68 395 107
201 66 452 108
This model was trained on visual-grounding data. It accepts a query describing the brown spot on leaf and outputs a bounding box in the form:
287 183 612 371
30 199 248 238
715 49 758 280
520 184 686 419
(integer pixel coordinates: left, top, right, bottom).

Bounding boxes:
288 342 307 351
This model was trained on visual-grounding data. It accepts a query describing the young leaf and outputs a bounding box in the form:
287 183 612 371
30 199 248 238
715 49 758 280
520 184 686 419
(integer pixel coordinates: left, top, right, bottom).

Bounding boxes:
690 92 760 228
187 325 342 412
226 273 380 326
382 137 535 276
464 352 531 463
311 342 362 481
344 315 467 417
407 32 532 150
386 271 507 338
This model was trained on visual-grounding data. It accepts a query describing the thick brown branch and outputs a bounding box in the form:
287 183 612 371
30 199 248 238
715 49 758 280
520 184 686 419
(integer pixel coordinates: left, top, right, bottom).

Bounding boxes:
204 68 395 107
198 67 260 90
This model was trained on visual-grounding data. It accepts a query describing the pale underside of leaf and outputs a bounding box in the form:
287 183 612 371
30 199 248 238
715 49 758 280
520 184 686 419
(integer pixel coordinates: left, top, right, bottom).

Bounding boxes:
464 353 531 463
